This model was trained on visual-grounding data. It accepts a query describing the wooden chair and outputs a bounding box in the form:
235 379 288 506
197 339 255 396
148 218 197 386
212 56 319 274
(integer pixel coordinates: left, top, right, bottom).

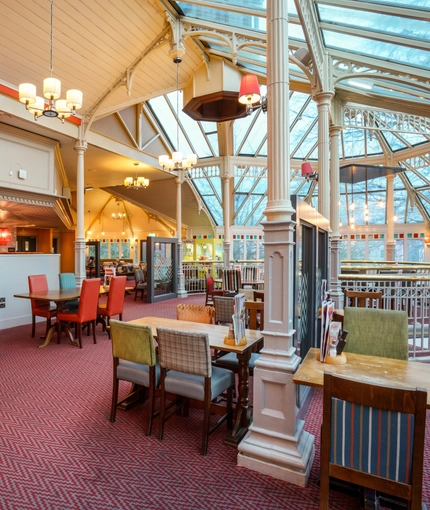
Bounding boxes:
176 304 214 324
221 269 242 295
343 307 409 360
253 290 264 302
58 272 79 311
109 320 159 436
156 327 234 455
204 274 223 306
134 268 147 301
28 274 57 338
56 278 101 348
320 372 427 510
344 289 383 308
97 276 127 335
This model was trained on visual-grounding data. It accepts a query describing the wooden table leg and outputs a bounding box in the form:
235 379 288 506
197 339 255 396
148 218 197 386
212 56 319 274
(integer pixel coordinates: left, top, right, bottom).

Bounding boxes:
224 349 252 447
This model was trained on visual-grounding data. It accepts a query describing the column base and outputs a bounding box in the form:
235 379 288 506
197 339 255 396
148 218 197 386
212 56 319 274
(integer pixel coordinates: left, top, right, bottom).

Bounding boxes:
238 420 315 487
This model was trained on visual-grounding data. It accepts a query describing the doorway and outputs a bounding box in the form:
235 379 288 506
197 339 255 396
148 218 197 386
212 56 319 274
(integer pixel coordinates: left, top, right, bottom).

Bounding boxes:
17 236 37 252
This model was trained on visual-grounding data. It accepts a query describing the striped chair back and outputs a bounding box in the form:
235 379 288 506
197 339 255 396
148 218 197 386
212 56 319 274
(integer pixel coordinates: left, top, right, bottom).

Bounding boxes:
320 372 427 510
222 269 241 293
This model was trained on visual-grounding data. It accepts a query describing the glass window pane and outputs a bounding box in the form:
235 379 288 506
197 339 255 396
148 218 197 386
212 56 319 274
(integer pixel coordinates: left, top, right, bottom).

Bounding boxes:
246 240 257 260
368 240 384 260
100 243 109 259
110 243 119 259
233 239 244 260
395 239 404 262
121 242 131 259
350 240 365 260
259 241 264 260
407 239 424 262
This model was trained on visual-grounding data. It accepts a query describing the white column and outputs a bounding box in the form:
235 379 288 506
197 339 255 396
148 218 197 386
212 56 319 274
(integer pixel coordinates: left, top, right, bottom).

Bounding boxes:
386 174 396 261
176 173 187 297
314 92 333 222
74 134 87 287
223 174 231 268
329 124 343 309
238 0 314 487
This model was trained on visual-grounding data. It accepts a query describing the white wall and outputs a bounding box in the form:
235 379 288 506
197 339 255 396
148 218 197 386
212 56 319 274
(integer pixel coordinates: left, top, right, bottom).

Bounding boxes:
0 254 60 330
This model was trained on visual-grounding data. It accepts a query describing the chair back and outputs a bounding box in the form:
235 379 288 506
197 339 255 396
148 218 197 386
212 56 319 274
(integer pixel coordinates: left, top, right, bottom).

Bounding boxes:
221 269 242 293
28 274 49 311
59 273 77 290
134 269 144 284
320 373 426 509
213 296 234 324
245 301 264 330
157 327 211 377
253 291 264 302
344 289 382 308
176 304 214 324
105 276 127 315
205 274 215 292
76 279 101 322
344 307 408 360
110 320 156 366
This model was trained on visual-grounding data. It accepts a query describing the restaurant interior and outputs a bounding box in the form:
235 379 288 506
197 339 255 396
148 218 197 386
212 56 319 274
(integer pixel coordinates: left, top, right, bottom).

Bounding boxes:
1 0 430 508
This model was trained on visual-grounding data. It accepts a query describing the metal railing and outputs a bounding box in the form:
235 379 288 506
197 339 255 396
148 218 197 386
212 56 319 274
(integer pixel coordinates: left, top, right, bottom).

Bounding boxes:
340 275 430 360
182 260 264 294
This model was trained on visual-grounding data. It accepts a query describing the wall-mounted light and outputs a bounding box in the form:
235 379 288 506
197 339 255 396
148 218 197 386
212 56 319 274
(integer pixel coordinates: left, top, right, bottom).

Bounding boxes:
238 74 267 116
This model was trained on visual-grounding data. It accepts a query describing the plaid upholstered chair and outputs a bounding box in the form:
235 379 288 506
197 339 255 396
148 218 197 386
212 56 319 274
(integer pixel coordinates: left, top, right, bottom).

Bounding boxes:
320 373 427 510
212 295 234 325
109 320 159 436
156 327 234 455
343 307 409 360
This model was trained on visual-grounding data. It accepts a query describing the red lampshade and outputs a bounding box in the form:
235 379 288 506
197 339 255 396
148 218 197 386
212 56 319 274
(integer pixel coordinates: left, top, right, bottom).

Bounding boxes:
238 74 261 105
301 162 314 177
0 227 12 245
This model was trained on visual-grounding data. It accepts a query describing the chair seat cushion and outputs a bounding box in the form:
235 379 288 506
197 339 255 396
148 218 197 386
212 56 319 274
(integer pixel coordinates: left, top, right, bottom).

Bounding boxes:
117 359 160 387
164 366 234 401
136 283 147 290
214 352 260 370
57 311 79 322
34 306 57 317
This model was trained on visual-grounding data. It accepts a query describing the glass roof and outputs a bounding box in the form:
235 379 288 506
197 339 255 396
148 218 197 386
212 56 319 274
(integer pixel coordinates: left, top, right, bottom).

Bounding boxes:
158 0 430 227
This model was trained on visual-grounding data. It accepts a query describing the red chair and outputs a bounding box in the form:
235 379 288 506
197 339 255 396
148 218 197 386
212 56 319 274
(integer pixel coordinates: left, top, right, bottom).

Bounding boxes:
205 274 223 306
97 276 127 335
56 279 101 348
28 275 57 338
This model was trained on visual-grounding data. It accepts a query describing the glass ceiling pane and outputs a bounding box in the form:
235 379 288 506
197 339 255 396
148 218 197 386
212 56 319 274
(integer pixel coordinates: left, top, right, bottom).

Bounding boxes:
175 2 266 32
380 131 408 151
318 5 430 41
323 31 430 70
363 0 429 8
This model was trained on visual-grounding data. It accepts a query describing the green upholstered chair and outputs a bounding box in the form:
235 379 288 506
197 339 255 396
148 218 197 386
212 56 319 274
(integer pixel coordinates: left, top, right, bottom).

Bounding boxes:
109 320 159 436
343 307 409 360
156 327 234 455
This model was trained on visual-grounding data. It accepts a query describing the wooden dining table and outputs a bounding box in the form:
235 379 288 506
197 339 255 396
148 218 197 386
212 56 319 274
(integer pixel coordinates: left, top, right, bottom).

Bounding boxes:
130 315 264 446
293 347 430 408
14 286 109 349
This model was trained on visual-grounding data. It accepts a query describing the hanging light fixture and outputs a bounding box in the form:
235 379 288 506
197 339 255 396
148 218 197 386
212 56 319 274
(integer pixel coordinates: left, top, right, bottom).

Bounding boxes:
158 57 197 172
124 163 149 189
0 227 12 245
112 201 126 220
18 0 82 123
87 210 92 236
238 74 267 115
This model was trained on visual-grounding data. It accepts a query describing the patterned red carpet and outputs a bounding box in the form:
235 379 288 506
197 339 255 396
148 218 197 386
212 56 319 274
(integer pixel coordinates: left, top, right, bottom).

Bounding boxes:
0 292 428 509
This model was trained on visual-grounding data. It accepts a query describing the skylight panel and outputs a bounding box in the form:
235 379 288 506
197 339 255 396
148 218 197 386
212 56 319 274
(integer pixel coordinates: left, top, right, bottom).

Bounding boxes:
323 31 430 70
363 0 429 8
318 4 430 41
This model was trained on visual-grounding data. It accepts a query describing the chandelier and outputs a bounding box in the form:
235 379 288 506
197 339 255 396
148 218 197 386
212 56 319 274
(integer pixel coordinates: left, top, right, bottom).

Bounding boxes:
124 163 149 190
112 202 126 220
18 0 82 123
158 56 197 172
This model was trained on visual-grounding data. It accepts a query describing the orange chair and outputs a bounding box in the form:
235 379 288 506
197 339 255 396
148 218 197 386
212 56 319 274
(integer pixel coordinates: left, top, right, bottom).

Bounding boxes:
97 276 127 335
205 274 223 306
56 279 101 348
28 275 57 338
